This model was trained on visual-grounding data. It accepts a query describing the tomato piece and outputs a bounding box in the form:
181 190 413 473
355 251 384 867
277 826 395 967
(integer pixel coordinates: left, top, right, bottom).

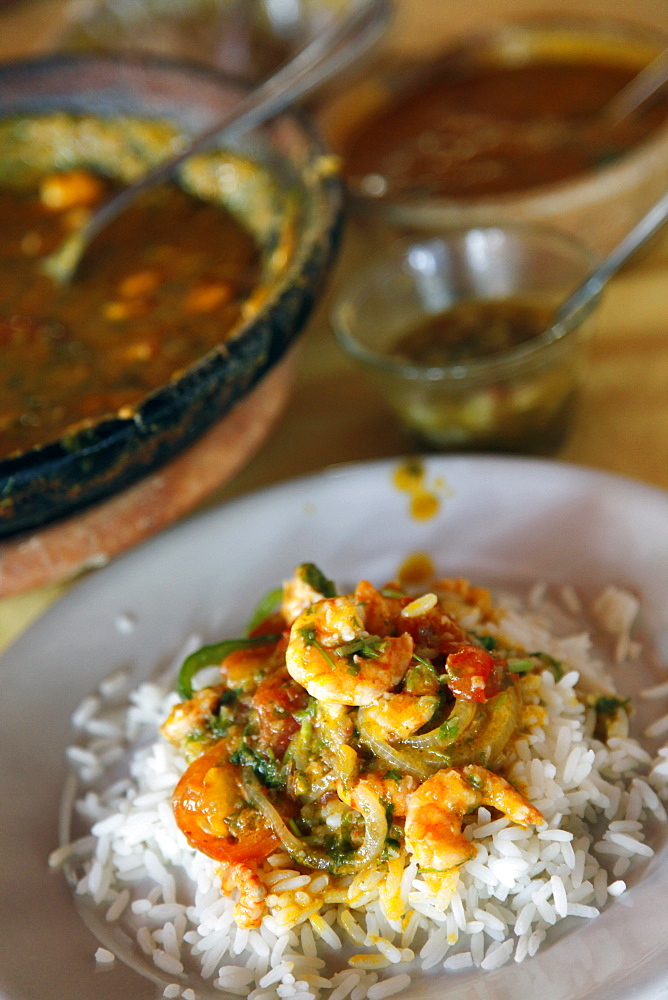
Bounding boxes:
445 646 504 702
220 638 284 692
251 666 309 756
172 741 278 864
400 606 471 658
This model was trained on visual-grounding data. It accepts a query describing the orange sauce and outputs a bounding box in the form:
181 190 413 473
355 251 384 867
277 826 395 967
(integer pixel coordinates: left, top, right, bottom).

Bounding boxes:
392 459 443 520
397 551 436 586
0 170 261 459
344 61 668 199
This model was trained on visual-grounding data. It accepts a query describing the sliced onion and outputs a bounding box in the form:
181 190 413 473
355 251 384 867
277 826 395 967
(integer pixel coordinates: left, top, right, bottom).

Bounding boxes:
337 781 387 875
400 699 478 750
448 685 521 769
242 767 387 875
317 702 357 789
242 768 332 870
356 715 448 780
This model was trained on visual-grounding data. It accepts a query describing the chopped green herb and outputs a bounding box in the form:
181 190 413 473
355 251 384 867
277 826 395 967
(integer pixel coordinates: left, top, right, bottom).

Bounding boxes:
384 769 402 782
382 837 402 859
208 713 233 739
293 698 317 723
298 624 317 644
381 587 404 598
438 716 460 739
297 625 338 670
337 635 384 659
530 651 564 680
507 657 536 674
477 635 497 651
412 653 435 669
230 744 285 790
595 695 630 716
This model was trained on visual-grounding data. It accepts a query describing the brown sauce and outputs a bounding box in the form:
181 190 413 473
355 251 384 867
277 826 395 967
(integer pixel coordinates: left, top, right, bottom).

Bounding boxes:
389 299 554 367
344 61 668 199
0 169 262 459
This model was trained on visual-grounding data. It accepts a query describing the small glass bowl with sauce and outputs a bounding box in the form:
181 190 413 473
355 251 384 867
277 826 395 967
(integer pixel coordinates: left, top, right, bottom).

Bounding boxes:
331 224 599 453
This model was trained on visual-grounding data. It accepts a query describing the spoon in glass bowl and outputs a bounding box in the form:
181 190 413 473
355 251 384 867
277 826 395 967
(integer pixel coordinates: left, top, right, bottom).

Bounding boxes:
42 0 392 285
548 189 668 340
603 48 668 126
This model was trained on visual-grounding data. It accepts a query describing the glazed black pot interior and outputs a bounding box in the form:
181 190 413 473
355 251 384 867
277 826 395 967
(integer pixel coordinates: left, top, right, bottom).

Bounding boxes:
0 54 343 538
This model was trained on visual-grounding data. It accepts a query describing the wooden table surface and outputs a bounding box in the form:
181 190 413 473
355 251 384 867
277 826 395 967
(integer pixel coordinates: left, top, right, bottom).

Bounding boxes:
1 0 667 651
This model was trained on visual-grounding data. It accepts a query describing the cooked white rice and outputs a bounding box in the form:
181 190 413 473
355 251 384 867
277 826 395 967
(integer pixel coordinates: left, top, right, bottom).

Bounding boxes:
51 583 668 999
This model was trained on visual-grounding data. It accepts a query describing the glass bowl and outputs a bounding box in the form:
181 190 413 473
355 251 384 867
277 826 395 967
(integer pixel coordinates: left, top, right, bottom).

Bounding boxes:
322 16 668 254
332 224 599 453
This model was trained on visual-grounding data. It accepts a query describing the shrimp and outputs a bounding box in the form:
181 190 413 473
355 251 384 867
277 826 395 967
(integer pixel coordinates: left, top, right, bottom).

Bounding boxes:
160 685 226 750
358 693 439 741
404 764 544 871
222 863 267 928
281 562 336 626
286 593 414 706
349 770 419 818
39 168 106 211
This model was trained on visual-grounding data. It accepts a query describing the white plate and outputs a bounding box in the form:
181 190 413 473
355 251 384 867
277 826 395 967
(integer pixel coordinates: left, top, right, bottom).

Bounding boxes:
1 455 668 1000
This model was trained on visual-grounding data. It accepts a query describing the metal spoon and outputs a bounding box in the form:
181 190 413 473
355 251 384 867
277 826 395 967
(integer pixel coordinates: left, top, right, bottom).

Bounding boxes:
548 189 668 339
43 0 392 285
603 48 668 126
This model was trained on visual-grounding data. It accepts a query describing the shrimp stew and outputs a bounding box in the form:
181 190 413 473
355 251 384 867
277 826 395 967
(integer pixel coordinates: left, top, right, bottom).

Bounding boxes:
161 563 556 915
0 113 272 460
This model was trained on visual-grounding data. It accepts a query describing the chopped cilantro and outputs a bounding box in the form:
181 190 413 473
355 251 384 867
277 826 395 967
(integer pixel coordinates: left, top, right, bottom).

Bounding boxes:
531 651 564 680
595 695 630 716
337 635 384 659
412 653 435 669
507 657 536 674
293 698 317 722
297 625 337 670
384 769 402 782
230 744 285 789
477 635 497 651
208 713 233 739
438 716 460 739
298 624 317 644
219 688 239 706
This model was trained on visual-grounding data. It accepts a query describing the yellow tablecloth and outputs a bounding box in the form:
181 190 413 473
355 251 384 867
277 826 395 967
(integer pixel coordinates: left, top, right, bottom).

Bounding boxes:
1 0 667 654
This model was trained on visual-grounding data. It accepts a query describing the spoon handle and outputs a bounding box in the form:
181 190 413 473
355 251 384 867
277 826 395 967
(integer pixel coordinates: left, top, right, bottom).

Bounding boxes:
552 189 668 335
44 0 392 283
604 48 668 125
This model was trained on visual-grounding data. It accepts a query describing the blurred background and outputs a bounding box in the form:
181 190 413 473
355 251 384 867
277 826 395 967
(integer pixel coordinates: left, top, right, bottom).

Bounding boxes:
2 0 668 67
0 0 667 631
